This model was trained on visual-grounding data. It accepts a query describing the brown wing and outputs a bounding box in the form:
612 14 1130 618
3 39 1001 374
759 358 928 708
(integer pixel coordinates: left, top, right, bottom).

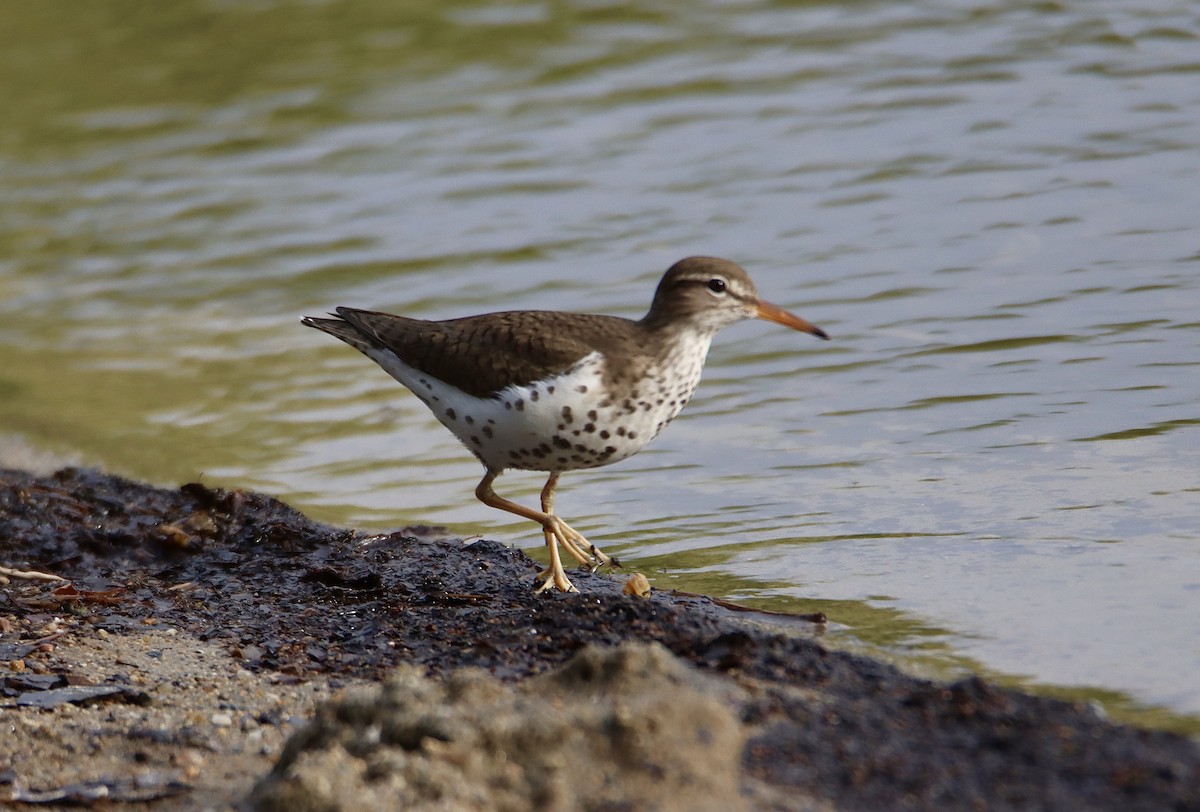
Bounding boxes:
312 307 644 399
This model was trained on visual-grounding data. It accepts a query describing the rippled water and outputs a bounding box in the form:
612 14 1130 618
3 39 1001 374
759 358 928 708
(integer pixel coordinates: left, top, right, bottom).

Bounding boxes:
2 1 1198 730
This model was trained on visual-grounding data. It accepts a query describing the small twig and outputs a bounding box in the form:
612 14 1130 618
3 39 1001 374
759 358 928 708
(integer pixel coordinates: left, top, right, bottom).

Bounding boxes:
30 630 70 647
0 565 68 583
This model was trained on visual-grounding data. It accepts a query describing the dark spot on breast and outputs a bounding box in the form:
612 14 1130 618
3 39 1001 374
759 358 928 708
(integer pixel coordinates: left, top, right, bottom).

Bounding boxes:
470 436 481 445
628 431 638 440
583 423 595 433
530 390 540 402
577 385 588 393
482 426 494 439
547 385 556 394
574 443 588 453
599 430 611 439
561 406 573 422
557 456 568 464
553 436 571 449
587 410 598 421
616 427 626 437
446 408 457 420
516 400 525 411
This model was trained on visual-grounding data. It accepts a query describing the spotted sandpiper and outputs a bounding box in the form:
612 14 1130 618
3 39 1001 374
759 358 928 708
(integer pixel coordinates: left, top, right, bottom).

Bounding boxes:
303 256 828 593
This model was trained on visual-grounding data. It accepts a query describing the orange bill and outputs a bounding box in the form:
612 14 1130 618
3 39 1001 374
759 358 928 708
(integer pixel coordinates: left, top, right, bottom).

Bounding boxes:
755 300 829 340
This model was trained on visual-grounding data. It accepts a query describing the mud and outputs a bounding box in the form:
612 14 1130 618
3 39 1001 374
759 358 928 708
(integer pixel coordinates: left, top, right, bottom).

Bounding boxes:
2 467 1198 810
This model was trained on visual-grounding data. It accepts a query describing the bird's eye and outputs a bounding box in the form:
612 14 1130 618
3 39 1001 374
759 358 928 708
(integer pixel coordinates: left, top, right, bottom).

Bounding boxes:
707 278 727 294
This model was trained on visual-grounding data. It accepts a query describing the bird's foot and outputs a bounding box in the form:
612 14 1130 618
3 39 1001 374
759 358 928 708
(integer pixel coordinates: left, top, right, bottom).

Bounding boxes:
533 523 581 594
534 564 578 594
551 517 620 573
587 543 620 571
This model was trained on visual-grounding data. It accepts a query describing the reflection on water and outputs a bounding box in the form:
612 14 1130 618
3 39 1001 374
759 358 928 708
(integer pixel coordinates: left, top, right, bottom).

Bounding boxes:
2 0 1199 732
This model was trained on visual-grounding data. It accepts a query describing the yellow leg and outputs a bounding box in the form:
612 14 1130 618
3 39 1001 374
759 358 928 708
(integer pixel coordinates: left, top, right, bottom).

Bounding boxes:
540 471 619 572
476 470 578 593
539 473 590 567
475 470 621 593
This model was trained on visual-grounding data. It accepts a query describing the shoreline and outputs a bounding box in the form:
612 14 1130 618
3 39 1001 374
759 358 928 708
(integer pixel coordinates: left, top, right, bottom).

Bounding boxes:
2 466 1198 810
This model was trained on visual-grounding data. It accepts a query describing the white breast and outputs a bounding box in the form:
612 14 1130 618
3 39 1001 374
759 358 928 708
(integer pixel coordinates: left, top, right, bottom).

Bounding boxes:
365 333 714 474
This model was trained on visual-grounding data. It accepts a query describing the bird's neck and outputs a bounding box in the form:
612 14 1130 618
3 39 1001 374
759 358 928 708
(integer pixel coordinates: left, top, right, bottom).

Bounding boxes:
644 322 715 369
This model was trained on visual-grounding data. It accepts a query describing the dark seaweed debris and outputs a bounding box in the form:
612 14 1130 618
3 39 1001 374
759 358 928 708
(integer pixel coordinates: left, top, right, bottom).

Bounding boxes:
3 467 1199 811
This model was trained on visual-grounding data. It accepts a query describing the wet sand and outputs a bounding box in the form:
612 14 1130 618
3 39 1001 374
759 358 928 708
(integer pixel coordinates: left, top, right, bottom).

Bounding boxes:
2 467 1197 810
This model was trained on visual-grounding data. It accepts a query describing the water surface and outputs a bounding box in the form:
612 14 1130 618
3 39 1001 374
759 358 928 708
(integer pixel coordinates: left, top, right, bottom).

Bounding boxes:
1 0 1198 731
